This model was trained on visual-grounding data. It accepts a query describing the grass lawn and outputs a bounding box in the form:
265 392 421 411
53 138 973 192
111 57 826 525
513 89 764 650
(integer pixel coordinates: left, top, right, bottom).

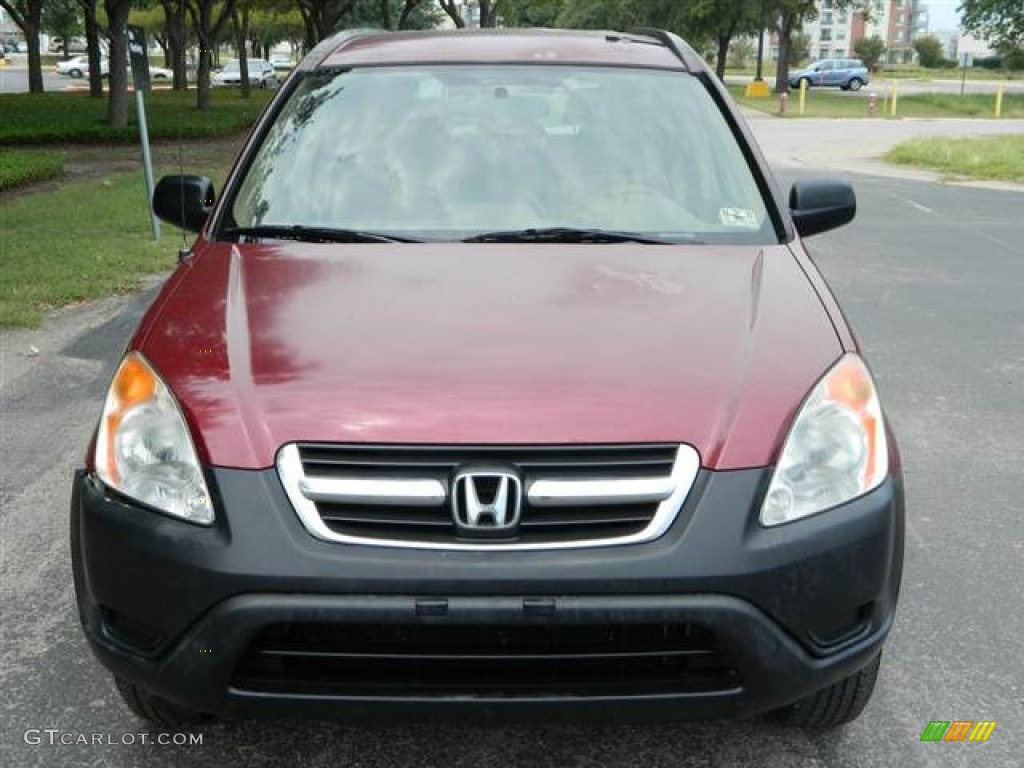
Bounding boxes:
0 89 273 144
0 149 65 191
728 84 1024 119
0 160 230 327
885 134 1024 182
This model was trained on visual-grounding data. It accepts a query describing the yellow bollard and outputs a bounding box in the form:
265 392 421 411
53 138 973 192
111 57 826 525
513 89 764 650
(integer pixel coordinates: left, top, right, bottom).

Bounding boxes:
889 81 899 117
995 82 1004 118
799 78 807 116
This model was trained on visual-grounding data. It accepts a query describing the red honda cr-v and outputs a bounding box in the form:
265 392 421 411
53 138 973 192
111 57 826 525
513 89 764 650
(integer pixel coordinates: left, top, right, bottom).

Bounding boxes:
71 28 904 729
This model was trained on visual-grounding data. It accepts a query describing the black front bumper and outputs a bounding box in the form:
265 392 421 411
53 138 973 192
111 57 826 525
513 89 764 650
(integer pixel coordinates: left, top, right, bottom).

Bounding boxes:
70 466 904 722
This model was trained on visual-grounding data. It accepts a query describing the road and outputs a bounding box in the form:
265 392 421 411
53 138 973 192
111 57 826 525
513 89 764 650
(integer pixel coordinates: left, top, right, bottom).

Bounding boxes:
0 58 69 93
2 159 1023 764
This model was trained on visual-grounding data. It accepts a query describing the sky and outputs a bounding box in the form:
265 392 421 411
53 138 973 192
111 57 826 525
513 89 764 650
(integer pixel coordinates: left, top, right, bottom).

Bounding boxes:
926 0 963 31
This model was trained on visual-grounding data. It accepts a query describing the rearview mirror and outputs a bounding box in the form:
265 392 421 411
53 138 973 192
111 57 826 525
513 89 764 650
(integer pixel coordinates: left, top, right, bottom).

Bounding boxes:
789 179 856 238
152 175 215 233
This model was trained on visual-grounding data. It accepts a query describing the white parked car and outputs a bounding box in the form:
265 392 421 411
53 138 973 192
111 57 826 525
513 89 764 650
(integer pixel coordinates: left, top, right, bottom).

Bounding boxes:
55 55 90 77
269 53 294 70
212 59 278 88
79 60 170 81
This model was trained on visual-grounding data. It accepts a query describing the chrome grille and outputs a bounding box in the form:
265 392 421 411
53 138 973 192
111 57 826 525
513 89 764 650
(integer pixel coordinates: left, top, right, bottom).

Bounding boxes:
277 443 700 551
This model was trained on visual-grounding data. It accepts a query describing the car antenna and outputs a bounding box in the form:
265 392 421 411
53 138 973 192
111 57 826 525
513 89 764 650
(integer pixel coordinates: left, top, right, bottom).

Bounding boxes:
177 108 190 263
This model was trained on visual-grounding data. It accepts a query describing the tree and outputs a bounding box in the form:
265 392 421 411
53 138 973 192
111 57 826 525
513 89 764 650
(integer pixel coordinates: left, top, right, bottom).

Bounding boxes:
233 0 252 98
854 34 886 71
158 0 189 89
297 0 356 46
0 0 46 92
556 0 694 36
499 0 560 27
438 0 499 27
397 0 442 28
105 0 133 127
250 2 304 57
437 0 465 27
913 34 946 68
788 30 810 65
43 0 83 59
728 36 755 69
187 0 238 110
960 0 1024 53
77 0 105 97
679 0 760 80
772 0 816 93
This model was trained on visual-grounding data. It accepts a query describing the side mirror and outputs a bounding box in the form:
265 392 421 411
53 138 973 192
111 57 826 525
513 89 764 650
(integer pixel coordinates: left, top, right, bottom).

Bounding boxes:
152 175 215 233
789 179 856 238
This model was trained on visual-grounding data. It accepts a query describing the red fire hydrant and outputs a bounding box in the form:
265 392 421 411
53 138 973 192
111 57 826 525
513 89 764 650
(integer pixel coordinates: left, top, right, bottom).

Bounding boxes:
868 92 878 117
778 91 789 116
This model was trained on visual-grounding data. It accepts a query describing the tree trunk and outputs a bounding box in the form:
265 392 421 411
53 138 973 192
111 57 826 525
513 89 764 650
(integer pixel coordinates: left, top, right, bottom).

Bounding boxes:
196 38 212 110
190 0 237 111
1 0 44 92
774 13 795 94
715 34 731 80
24 19 44 93
170 0 188 90
397 0 422 29
380 0 391 29
82 1 104 98
479 0 498 28
234 6 251 99
438 0 465 28
105 0 132 128
299 5 316 50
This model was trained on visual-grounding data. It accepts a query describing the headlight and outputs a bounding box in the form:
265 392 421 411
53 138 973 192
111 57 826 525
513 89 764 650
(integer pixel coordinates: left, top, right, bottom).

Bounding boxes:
94 352 214 525
760 354 888 526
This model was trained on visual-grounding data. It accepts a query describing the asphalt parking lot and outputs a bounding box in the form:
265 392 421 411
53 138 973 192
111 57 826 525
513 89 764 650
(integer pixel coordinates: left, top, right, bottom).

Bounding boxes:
2 166 1022 766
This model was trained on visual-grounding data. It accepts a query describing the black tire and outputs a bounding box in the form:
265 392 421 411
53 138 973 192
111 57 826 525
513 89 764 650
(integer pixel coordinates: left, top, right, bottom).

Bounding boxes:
772 654 881 729
848 78 864 92
113 677 210 727
69 68 83 78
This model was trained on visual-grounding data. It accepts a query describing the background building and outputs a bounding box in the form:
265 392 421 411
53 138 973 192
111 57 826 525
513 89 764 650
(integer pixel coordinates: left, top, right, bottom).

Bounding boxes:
772 1 932 65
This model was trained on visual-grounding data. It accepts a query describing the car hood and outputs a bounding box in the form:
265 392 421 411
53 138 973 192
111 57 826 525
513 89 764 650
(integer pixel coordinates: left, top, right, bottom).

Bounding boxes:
137 242 843 470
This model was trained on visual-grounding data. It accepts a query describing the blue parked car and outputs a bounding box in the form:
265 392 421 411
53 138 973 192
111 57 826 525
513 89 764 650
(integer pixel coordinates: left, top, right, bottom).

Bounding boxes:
789 58 869 91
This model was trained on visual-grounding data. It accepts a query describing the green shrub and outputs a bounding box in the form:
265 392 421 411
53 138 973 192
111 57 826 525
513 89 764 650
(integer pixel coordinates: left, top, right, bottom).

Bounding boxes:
0 149 65 191
0 89 273 145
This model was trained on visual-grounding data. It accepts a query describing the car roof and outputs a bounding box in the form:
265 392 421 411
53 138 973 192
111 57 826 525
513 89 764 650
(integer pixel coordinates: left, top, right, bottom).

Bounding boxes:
318 29 692 71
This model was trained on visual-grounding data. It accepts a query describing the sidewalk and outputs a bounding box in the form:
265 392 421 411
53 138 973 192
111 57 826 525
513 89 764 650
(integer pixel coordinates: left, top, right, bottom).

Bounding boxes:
742 114 1024 190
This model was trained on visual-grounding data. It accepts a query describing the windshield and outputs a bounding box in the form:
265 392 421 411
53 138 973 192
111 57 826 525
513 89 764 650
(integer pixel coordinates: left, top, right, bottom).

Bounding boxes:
229 65 775 244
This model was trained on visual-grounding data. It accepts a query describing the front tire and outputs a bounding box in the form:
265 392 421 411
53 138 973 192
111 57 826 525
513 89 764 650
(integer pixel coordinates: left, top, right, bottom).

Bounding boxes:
69 68 83 78
771 654 881 729
114 677 210 727
848 78 864 91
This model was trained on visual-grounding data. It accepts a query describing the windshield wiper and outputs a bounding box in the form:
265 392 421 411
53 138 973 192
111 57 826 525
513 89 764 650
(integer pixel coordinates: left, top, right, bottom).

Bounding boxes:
461 227 676 244
222 225 420 244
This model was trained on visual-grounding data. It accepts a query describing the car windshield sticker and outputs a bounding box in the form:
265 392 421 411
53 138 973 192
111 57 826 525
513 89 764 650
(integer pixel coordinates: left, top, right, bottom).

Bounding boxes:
719 208 760 228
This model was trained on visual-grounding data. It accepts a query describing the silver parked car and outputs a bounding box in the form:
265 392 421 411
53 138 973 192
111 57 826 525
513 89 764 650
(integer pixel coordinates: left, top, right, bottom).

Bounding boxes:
212 59 279 88
789 58 870 91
